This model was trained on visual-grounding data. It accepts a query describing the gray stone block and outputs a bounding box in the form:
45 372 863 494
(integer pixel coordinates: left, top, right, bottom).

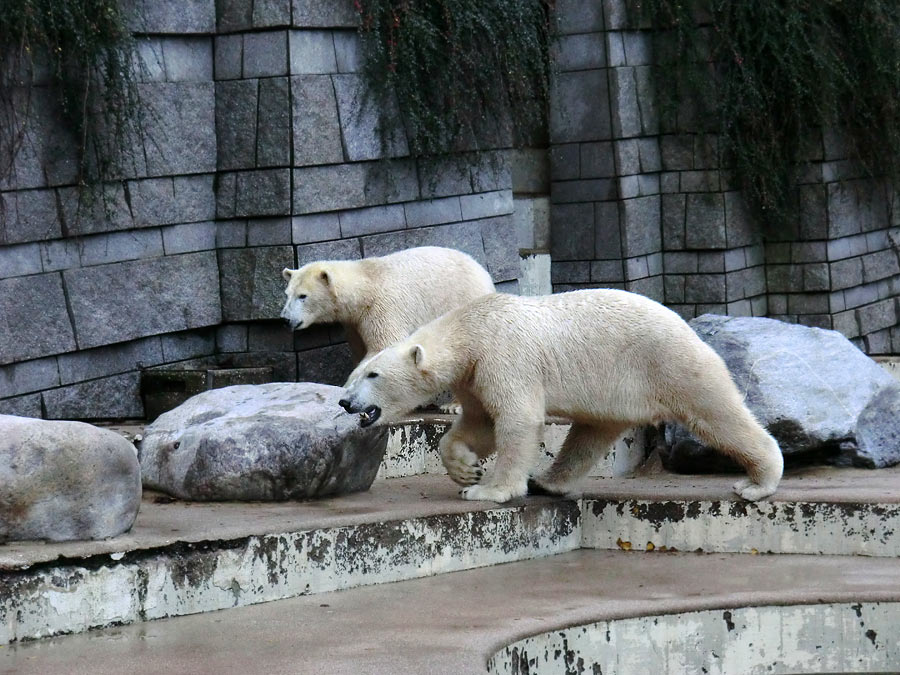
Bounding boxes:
786 292 830 315
627 274 664 302
662 193 685 248
550 70 611 143
296 344 355 386
664 274 685 303
550 203 594 260
235 169 291 217
296 238 360 265
219 246 294 320
216 79 258 171
57 337 164 386
664 252 698 274
243 31 288 77
135 38 166 83
554 0 604 34
43 372 143 420
0 242 42 279
141 82 216 176
766 242 791 264
291 0 357 27
637 174 659 196
862 250 900 284
480 215 519 281
289 29 337 74
163 37 213 82
129 177 176 227
590 259 624 283
333 31 362 72
623 31 651 65
249 322 295 352
618 175 639 199
684 274 726 303
829 257 864 290
215 172 237 219
790 241 826 264
174 174 216 222
625 255 649 280
339 204 406 238
620 195 660 257
550 144 580 181
0 189 62 244
828 179 890 238
333 74 408 161
362 159 420 206
803 263 830 292
660 134 693 170
403 197 463 228
217 324 248 352
554 33 606 71
724 191 756 248
0 357 59 398
418 156 473 198
253 0 291 26
680 170 719 192
130 0 215 33
579 141 615 178
552 261 590 284
0 394 41 418
724 248 746 272
360 221 485 271
78 229 164 267
291 75 344 166
216 219 247 247
64 252 221 349
214 34 242 80
257 77 292 167
469 151 512 194
766 264 804 293
292 212 341 244
594 201 621 260
844 284 879 310
552 178 616 203
602 0 628 29
609 67 641 138
0 273 75 365
866 229 890 252
606 31 625 67
685 193 726 249
160 329 216 362
698 251 725 273
614 139 639 175
637 137 661 173
460 190 514 221
293 163 366 213
39 240 81 272
798 184 827 240
726 267 765 301
635 66 658 134
660 171 679 193
248 218 292 246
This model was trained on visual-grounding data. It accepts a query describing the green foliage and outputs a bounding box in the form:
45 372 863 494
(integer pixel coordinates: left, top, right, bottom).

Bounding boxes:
0 0 142 183
355 0 553 157
634 0 900 230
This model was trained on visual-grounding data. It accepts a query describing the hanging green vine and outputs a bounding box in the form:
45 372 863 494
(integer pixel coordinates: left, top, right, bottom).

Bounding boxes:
633 0 900 231
0 0 143 184
355 0 553 157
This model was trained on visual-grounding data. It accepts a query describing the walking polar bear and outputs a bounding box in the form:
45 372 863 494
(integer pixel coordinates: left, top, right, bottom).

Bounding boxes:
281 246 495 362
340 289 783 503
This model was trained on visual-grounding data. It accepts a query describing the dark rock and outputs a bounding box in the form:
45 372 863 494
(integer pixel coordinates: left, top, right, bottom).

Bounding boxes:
218 245 293 320
0 273 76 365
138 383 388 500
0 415 141 542
664 315 900 472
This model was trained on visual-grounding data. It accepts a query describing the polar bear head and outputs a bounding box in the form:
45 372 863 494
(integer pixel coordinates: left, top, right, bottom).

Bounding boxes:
339 343 438 427
281 264 337 330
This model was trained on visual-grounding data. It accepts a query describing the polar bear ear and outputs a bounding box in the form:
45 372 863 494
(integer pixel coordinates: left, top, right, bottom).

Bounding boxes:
410 344 426 368
319 270 330 285
282 268 294 281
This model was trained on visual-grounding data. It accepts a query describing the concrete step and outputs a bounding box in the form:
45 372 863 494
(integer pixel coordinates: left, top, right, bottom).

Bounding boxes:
2 467 896 647
4 549 899 675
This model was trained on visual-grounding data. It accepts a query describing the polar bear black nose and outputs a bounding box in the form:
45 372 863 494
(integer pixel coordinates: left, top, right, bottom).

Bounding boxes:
338 398 352 412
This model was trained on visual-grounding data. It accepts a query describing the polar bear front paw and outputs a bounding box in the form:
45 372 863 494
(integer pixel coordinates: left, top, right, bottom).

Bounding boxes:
460 483 527 503
733 477 778 501
441 442 483 486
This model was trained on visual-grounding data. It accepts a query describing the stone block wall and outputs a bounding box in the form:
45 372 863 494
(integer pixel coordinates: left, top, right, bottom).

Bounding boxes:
0 0 518 420
548 0 900 354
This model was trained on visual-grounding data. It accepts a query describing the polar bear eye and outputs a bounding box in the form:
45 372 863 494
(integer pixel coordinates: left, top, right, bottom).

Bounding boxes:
298 294 307 300
367 372 379 379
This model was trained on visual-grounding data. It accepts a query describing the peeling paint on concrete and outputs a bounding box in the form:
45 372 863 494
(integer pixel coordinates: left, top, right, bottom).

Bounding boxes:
489 602 900 674
0 500 580 646
380 419 647 480
583 498 900 556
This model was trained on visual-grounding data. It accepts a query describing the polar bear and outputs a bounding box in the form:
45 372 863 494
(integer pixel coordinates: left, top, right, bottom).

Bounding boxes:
281 246 495 362
339 289 783 504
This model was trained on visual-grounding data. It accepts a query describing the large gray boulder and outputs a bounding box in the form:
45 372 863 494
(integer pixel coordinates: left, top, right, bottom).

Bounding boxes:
138 383 387 500
664 315 900 472
0 415 141 542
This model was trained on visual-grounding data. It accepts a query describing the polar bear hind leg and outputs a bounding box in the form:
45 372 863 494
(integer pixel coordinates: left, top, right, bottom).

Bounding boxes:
529 422 630 496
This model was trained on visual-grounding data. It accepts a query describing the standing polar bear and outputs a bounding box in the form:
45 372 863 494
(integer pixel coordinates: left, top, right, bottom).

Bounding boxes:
281 246 495 361
340 289 783 503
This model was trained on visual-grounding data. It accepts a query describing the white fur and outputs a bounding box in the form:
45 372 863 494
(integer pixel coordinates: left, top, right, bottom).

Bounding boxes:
343 289 784 504
281 246 495 362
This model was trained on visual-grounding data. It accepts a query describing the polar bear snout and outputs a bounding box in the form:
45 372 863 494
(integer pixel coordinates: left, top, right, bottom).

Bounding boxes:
337 397 382 427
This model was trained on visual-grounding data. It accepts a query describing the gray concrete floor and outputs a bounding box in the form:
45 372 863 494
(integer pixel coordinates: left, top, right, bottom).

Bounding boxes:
3 549 899 675
5 465 898 570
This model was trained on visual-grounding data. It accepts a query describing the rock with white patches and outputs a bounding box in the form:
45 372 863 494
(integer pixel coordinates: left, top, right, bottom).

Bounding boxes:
138 382 387 500
664 315 900 472
0 415 141 542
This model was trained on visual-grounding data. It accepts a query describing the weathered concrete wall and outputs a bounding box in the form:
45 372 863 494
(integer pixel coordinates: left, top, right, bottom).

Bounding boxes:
548 0 900 354
489 602 900 674
0 0 518 419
